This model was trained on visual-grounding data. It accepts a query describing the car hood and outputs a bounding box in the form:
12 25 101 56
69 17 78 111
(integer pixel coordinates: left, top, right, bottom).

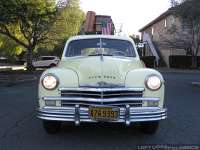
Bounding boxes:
58 56 143 87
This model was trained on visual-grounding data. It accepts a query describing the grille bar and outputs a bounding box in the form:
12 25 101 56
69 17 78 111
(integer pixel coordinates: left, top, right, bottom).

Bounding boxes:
59 87 145 92
42 97 159 102
59 87 144 99
43 97 159 107
56 87 146 107
61 100 143 107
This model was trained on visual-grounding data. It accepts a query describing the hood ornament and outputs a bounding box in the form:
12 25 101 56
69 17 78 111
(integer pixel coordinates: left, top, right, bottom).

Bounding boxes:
100 53 104 62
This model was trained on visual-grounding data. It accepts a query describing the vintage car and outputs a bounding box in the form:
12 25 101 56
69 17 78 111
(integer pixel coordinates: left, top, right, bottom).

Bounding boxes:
37 35 167 134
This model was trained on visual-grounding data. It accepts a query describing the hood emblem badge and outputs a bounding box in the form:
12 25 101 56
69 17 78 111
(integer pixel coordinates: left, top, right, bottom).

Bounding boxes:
89 75 116 79
80 81 124 88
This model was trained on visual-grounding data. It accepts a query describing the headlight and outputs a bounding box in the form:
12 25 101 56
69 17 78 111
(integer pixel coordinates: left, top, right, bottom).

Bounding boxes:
41 74 59 90
145 75 162 91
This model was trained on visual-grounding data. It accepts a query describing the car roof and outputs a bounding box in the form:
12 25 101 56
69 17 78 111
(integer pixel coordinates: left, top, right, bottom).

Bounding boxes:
67 35 134 43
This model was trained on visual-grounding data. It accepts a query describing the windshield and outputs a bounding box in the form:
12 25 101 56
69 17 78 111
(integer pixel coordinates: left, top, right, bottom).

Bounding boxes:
65 38 136 57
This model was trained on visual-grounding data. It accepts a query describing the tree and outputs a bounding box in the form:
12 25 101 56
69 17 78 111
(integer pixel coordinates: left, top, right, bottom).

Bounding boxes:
0 0 85 68
167 0 200 68
52 0 85 40
0 0 57 70
0 34 27 64
47 0 85 57
28 0 84 59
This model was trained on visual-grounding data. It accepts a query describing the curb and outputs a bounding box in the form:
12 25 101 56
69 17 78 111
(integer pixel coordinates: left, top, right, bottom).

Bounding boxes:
0 77 38 87
191 82 200 87
157 69 200 74
0 65 25 71
0 67 12 72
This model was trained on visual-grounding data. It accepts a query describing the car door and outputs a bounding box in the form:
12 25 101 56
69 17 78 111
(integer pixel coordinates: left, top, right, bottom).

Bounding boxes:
44 57 55 67
33 57 50 67
33 57 43 67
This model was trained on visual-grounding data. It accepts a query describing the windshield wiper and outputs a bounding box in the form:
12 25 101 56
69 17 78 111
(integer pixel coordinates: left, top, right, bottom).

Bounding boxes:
88 54 113 56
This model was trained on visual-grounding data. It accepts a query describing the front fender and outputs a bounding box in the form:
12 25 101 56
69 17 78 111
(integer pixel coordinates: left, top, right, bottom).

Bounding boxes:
38 68 79 108
125 68 165 108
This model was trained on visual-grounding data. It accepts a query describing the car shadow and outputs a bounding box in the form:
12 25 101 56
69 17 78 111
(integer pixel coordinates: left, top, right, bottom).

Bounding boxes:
59 122 157 139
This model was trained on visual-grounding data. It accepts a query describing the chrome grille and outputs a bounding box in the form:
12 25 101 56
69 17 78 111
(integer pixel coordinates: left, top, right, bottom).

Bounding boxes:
60 88 143 98
59 87 144 107
61 100 143 107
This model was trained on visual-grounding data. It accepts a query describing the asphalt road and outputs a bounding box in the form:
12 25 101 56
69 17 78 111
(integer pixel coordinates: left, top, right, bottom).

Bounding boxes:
0 72 200 150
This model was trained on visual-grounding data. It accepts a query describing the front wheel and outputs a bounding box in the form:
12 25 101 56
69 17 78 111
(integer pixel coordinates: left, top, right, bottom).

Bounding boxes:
139 121 159 134
43 120 61 134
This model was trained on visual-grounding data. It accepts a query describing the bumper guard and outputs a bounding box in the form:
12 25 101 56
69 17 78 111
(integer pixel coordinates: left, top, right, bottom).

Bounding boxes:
37 106 167 126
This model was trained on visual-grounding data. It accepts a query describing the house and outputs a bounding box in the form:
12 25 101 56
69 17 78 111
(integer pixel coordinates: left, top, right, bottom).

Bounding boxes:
81 11 115 35
139 8 194 67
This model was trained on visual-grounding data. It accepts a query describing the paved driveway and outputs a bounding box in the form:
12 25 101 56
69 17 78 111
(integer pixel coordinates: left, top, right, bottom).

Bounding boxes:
0 72 199 150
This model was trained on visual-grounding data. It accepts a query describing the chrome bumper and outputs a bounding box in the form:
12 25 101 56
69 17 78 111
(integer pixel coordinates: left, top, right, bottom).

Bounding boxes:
37 106 167 126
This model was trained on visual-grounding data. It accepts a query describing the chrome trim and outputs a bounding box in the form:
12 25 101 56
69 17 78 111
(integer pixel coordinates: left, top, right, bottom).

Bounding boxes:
60 92 141 97
75 104 80 125
42 96 159 102
125 105 130 126
80 82 123 88
58 87 145 92
37 106 167 124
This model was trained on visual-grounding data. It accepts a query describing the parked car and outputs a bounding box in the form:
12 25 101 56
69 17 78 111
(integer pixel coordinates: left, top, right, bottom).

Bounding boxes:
25 56 60 68
37 35 167 134
0 56 8 63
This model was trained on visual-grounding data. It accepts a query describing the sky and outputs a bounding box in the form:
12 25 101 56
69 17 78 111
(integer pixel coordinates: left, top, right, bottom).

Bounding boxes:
80 0 171 35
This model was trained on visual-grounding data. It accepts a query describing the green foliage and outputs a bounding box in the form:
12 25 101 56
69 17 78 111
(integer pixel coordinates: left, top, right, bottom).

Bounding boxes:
51 40 66 57
0 35 25 58
0 0 58 69
0 0 85 69
0 0 57 48
51 0 84 41
46 0 85 57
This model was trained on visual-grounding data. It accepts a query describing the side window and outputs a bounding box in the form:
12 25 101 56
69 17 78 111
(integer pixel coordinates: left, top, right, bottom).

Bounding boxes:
38 57 42 61
41 57 53 60
41 57 47 60
48 57 55 60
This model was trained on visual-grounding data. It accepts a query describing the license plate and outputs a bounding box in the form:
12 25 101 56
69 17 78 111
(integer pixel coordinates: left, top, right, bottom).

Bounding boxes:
89 106 119 121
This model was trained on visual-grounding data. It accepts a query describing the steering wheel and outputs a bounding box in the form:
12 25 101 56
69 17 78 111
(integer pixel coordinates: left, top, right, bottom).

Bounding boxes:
111 51 126 56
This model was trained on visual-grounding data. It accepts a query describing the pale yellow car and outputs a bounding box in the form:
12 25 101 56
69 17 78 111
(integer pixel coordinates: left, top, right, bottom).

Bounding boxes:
37 35 167 134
